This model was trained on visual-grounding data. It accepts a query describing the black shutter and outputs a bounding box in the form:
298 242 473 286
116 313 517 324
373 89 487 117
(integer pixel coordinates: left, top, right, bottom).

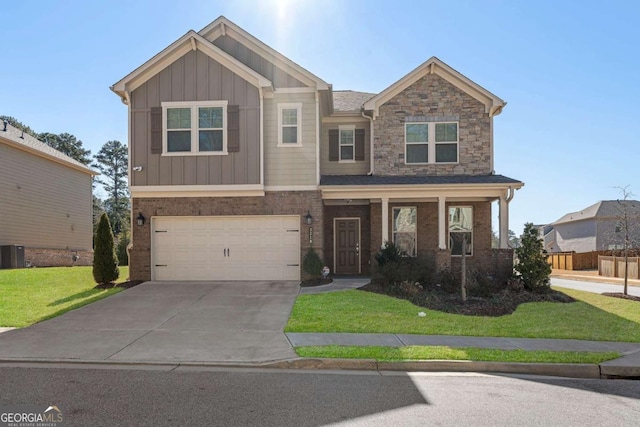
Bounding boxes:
329 129 339 161
227 105 240 152
355 128 365 161
150 107 162 154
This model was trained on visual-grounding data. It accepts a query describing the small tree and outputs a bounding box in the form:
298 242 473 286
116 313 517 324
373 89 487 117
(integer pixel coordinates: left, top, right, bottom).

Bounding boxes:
93 213 119 286
302 248 324 279
515 223 551 291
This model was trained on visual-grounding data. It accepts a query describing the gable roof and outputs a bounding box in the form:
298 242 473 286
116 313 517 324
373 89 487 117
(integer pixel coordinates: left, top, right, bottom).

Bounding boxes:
363 57 506 118
333 91 376 112
553 200 640 225
111 30 273 104
0 122 97 175
198 16 329 90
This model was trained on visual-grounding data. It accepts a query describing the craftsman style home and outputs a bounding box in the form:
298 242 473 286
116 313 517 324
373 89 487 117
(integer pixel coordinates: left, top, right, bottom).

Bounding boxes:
112 16 523 282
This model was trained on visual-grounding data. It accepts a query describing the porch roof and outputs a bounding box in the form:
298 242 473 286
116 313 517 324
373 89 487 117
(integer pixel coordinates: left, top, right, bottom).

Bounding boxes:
320 174 522 186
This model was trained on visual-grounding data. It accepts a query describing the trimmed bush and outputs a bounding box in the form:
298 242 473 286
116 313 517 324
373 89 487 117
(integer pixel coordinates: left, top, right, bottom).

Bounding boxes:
374 241 404 267
93 213 119 286
302 248 324 279
515 223 551 291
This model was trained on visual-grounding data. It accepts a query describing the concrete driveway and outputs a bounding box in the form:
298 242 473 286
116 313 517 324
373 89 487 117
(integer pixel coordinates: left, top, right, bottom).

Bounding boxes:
0 281 300 363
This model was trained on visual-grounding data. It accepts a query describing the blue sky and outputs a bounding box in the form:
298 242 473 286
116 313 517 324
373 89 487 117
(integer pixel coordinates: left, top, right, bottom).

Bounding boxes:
2 0 639 234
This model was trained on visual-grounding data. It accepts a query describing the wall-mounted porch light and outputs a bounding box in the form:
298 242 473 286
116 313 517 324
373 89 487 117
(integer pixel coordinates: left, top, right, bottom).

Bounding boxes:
305 211 313 225
136 212 146 226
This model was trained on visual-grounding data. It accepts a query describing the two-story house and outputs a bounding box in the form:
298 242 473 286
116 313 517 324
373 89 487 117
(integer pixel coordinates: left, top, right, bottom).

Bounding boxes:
111 16 523 282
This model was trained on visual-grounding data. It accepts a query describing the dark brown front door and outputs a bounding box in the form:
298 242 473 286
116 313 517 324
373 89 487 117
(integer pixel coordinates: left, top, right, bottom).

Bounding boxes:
335 219 360 274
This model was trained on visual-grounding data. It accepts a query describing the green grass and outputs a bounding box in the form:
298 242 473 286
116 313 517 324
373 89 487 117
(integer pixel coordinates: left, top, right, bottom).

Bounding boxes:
0 266 129 327
286 287 640 342
295 345 620 364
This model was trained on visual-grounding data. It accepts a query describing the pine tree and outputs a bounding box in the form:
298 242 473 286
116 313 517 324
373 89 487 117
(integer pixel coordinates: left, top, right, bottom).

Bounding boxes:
515 223 551 291
93 140 130 235
93 213 119 286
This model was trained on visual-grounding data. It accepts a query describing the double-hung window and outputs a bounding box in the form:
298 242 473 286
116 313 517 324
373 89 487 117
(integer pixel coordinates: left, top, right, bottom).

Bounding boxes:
163 101 227 155
393 207 417 257
449 206 473 256
278 103 302 147
405 122 458 164
339 125 355 161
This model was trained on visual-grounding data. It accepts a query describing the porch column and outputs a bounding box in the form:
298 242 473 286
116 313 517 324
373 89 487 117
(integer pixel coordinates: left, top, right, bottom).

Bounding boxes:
381 197 389 246
499 196 509 249
438 196 447 249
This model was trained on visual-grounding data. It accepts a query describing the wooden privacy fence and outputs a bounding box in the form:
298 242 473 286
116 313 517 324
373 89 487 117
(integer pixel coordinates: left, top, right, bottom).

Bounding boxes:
547 251 606 270
598 256 640 279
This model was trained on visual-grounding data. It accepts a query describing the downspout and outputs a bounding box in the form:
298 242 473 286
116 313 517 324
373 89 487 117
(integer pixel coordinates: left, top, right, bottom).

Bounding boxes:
505 186 515 203
316 91 321 185
362 109 374 175
259 87 265 186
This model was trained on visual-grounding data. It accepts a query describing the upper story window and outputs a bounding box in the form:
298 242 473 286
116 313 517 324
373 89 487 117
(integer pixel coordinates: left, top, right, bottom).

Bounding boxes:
278 103 302 147
449 206 473 256
393 207 417 257
162 101 227 156
339 125 355 162
405 122 458 164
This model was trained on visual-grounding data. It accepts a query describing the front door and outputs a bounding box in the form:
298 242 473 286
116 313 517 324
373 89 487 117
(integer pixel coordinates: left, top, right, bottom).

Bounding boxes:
335 219 360 274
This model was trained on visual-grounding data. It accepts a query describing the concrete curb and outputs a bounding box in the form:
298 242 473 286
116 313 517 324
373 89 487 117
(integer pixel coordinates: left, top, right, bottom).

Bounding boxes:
0 357 612 379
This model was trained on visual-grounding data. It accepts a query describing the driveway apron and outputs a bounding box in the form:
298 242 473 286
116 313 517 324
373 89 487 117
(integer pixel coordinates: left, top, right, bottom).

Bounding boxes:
0 281 300 363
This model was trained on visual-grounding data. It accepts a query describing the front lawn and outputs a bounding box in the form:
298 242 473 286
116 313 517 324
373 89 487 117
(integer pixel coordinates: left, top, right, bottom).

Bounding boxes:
0 266 129 327
295 346 620 364
286 287 640 342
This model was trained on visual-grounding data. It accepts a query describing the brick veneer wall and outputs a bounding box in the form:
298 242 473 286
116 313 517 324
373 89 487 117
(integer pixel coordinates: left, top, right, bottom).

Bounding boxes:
323 204 372 275
369 200 506 274
130 191 323 281
25 248 93 267
374 73 491 176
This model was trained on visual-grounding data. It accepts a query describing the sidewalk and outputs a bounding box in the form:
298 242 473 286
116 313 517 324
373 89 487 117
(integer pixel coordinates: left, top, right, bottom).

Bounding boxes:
551 269 640 287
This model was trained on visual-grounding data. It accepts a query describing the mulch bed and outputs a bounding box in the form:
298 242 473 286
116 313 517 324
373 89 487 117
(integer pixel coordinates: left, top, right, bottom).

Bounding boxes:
602 292 640 302
359 282 576 317
300 278 333 288
94 280 144 290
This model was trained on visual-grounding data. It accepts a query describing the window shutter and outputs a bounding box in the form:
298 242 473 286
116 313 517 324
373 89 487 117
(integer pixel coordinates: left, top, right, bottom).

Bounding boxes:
329 129 339 161
150 107 162 154
355 128 365 161
227 105 240 152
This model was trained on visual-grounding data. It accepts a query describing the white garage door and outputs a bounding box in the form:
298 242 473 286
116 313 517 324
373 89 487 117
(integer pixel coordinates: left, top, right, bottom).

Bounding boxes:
151 216 300 281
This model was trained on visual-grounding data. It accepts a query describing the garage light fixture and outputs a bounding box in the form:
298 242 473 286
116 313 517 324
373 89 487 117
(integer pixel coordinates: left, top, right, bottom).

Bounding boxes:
305 211 313 225
137 212 145 226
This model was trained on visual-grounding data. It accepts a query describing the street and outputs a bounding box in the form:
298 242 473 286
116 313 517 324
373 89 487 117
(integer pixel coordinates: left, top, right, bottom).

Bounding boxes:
1 366 638 426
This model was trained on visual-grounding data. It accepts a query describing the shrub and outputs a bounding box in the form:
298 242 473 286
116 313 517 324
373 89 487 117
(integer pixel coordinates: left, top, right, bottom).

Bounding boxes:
374 241 404 267
116 233 130 266
515 222 551 291
302 248 324 279
373 254 435 289
93 213 119 286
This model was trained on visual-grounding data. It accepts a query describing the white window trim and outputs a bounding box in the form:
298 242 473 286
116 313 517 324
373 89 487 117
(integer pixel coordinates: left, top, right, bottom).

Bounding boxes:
338 125 356 163
449 205 473 257
161 100 228 156
392 206 418 257
277 103 302 147
404 121 459 165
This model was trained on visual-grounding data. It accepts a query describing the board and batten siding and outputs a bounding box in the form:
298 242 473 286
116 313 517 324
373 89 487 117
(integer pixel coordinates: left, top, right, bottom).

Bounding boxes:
212 35 307 88
130 49 261 187
0 143 93 250
263 92 317 186
320 119 370 175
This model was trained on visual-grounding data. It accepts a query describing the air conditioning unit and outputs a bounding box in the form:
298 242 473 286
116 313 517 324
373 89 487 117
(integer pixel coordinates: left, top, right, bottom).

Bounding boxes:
0 245 26 269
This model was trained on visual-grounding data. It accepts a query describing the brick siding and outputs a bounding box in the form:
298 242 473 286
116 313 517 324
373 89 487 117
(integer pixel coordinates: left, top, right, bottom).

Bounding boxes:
25 248 93 267
130 191 323 281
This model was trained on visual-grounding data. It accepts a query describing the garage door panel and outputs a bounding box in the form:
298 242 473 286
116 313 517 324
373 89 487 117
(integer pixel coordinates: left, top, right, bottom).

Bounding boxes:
152 216 300 281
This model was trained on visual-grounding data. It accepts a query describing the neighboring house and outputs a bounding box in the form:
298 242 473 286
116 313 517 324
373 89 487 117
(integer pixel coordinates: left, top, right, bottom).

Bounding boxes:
535 224 556 253
543 200 640 253
111 16 523 282
0 121 97 267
